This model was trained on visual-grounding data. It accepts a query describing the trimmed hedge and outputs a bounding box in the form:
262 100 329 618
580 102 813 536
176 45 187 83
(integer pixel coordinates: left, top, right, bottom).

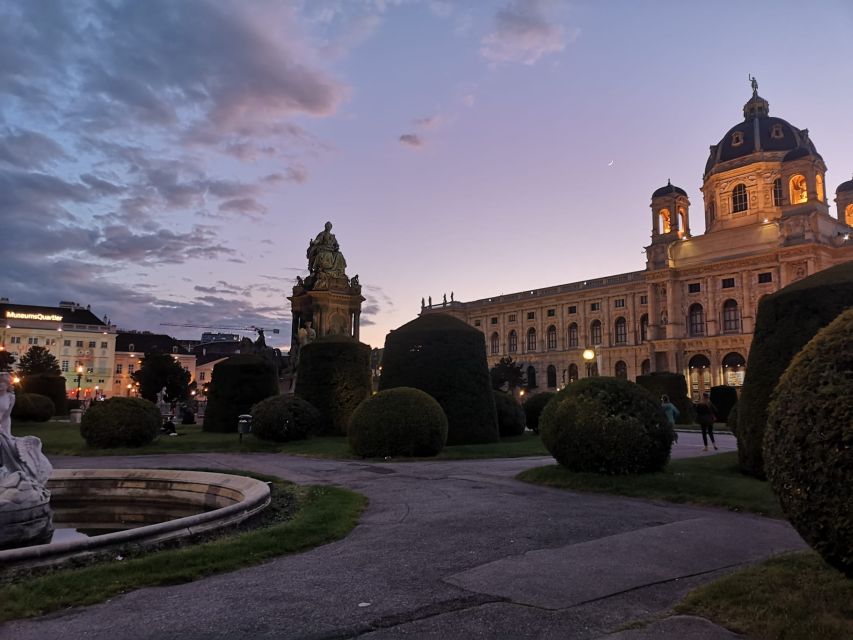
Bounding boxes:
21 374 67 416
709 386 738 422
250 394 320 442
80 397 160 448
348 387 448 458
539 377 674 475
493 391 526 437
523 392 555 434
294 336 372 436
204 355 279 433
635 372 694 425
738 261 853 478
727 402 739 433
379 314 498 445
10 393 55 422
765 308 853 577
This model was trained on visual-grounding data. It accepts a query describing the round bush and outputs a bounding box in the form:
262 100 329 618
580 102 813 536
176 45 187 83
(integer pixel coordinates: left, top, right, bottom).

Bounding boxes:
80 397 160 448
348 387 448 458
21 374 67 416
295 336 372 436
539 377 675 475
204 355 279 433
493 391 525 437
251 394 321 442
379 313 498 445
765 308 853 577
11 393 55 422
523 392 555 434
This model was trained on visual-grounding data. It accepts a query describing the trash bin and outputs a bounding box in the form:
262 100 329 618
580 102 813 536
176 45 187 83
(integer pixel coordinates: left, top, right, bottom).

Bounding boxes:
237 414 252 442
70 409 83 424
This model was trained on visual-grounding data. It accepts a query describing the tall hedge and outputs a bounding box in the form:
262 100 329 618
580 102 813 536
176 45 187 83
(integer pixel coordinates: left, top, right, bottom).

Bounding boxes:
709 385 738 422
493 390 526 437
294 336 371 436
635 372 694 425
21 374 67 416
379 313 498 445
738 261 853 478
765 308 853 577
523 391 555 434
204 355 279 433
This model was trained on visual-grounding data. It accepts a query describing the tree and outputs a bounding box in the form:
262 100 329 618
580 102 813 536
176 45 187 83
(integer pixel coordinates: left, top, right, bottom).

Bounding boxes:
489 357 526 391
18 346 61 376
0 350 16 372
132 353 191 403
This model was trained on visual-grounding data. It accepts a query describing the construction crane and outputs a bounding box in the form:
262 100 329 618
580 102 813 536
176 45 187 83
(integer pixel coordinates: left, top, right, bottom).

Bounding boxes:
160 323 280 338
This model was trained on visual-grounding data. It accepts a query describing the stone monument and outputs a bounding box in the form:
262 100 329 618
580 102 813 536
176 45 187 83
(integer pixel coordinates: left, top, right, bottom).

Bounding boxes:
289 221 365 360
0 372 54 549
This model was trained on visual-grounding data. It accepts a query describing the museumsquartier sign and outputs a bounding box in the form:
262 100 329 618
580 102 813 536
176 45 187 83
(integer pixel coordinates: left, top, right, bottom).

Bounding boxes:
5 311 64 322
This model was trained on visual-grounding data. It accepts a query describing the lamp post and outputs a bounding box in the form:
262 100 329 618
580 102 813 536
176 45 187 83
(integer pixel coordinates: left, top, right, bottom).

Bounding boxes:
582 348 596 378
127 383 132 397
75 365 83 400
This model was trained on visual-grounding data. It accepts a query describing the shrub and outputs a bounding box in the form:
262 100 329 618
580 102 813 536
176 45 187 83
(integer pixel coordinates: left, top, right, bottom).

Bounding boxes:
523 392 555 434
765 308 853 578
21 374 67 416
738 261 853 478
348 387 448 458
635 372 695 425
709 386 738 422
493 391 526 437
539 377 674 475
10 393 55 422
80 397 160 448
204 355 279 433
379 313 498 445
726 402 739 433
250 394 320 442
295 336 372 436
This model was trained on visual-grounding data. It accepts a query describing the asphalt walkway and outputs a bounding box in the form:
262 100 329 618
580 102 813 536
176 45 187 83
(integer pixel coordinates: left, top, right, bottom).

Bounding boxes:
1 433 803 639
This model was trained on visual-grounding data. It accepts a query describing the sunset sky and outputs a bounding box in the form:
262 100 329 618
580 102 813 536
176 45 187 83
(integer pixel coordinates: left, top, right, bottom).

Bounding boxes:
2 0 852 350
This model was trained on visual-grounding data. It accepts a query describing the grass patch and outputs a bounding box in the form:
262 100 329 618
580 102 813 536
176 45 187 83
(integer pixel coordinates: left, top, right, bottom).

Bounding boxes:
436 433 548 459
0 477 366 622
517 452 782 517
676 551 853 640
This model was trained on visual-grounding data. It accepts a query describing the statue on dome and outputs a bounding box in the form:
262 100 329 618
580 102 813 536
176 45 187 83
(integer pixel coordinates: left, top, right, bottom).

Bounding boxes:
749 74 758 96
307 222 347 278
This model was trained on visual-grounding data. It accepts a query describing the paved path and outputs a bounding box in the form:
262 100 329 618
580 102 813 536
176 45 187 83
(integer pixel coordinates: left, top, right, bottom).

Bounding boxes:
1 433 803 639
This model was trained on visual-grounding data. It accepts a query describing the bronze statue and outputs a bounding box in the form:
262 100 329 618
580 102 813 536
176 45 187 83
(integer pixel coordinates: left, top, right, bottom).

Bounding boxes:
307 221 347 277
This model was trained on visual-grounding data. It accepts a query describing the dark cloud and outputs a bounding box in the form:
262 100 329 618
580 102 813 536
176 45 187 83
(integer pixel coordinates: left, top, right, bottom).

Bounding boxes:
0 128 67 169
480 0 571 65
399 133 424 148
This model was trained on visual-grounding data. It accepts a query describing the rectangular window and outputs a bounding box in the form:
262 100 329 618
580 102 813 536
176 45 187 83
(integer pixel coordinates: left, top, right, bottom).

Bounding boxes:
27 337 39 345
86 367 93 374
474 319 481 327
590 302 600 312
567 305 577 314
614 299 625 308
100 341 108 349
490 317 498 325
508 314 516 322
127 364 135 374
688 283 701 293
88 341 96 348
722 278 735 289
61 360 69 372
10 336 21 344
614 321 627 344
64 339 71 347
758 272 773 284
526 311 535 320
76 340 83 348
200 372 206 381
115 364 123 374
547 309 555 317
639 295 648 305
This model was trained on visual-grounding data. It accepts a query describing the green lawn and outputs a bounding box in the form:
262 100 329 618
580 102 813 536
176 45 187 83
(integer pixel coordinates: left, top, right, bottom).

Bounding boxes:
677 552 853 640
517 452 782 517
12 420 549 460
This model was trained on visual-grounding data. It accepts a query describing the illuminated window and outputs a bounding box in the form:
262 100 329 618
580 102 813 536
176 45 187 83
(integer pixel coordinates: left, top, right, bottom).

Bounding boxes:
731 131 744 146
688 304 705 336
659 208 672 233
490 332 499 355
678 207 687 235
846 203 853 226
546 325 557 350
789 175 807 204
816 174 825 202
527 328 537 351
723 299 740 333
732 184 748 213
614 361 628 380
614 317 627 344
772 178 783 206
508 330 518 353
640 314 649 342
590 320 602 345
568 323 579 348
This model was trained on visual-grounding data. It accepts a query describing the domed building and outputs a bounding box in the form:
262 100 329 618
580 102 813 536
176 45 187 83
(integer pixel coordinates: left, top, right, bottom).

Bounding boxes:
423 82 853 400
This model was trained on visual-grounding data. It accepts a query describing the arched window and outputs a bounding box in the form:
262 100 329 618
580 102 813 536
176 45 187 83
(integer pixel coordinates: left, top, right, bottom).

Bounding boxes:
547 365 557 388
708 198 716 222
789 174 807 204
847 203 853 227
722 352 747 386
732 184 748 213
490 332 499 355
688 354 712 401
641 359 651 376
688 303 705 336
677 207 687 236
614 317 627 344
640 314 649 342
508 330 518 353
128 343 135 352
546 325 557 350
527 365 537 389
659 208 672 233
614 361 628 379
772 178 783 206
568 323 579 348
590 320 602 345
722 299 740 333
527 328 537 351
816 174 825 202
568 363 578 383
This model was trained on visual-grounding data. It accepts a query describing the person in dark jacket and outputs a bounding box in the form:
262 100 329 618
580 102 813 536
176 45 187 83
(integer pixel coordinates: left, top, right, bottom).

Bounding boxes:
695 392 718 451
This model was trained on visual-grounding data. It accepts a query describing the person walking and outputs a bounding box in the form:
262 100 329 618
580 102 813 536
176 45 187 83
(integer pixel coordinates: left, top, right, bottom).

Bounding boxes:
695 392 718 451
661 394 680 427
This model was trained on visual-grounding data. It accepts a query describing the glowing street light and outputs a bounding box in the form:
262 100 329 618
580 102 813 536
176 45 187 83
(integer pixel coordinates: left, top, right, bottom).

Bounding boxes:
582 348 597 378
76 365 84 400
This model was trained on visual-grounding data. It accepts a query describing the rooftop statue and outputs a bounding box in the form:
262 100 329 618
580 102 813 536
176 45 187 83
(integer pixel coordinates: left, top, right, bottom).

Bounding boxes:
307 221 347 278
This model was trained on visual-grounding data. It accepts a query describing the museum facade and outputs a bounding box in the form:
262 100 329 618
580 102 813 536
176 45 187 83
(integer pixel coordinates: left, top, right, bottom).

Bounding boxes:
423 86 853 401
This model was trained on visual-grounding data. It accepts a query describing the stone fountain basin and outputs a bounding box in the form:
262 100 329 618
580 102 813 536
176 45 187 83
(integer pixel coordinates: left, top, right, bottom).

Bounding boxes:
0 469 271 571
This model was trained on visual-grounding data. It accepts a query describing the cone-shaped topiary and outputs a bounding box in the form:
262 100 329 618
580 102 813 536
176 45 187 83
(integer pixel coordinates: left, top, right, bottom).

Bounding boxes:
539 377 675 475
204 355 279 433
738 261 853 478
765 308 853 578
10 393 55 422
726 402 739 434
348 387 448 458
635 372 694 425
80 397 160 448
295 336 371 436
493 390 525 437
379 313 498 445
250 394 320 442
523 392 555 434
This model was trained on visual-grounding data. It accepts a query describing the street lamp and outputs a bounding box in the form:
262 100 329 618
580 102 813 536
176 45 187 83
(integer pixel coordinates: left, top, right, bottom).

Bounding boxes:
76 365 84 400
127 383 132 397
582 348 596 378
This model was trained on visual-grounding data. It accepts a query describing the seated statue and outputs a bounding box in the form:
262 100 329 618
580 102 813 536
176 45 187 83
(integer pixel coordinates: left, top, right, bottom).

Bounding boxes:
307 221 347 278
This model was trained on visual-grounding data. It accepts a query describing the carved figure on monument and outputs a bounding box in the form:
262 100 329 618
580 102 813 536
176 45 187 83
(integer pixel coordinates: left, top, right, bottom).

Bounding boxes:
421 297 425 310
443 293 447 306
307 222 347 278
